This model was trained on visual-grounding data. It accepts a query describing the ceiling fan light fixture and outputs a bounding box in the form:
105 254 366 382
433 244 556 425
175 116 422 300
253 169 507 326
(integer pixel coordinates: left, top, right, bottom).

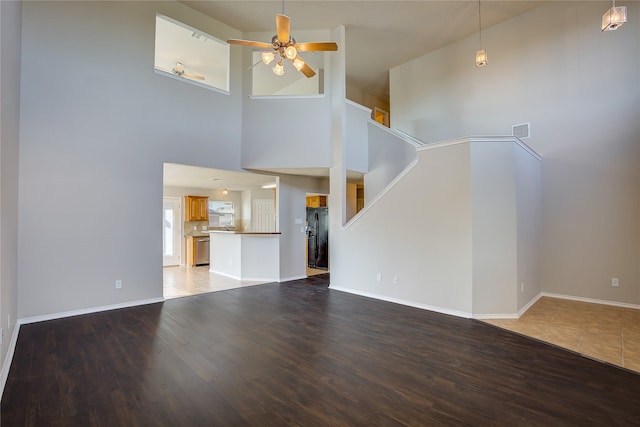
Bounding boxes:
173 62 184 74
602 2 627 31
292 57 305 71
261 51 275 65
475 49 487 67
273 60 285 76
284 45 297 60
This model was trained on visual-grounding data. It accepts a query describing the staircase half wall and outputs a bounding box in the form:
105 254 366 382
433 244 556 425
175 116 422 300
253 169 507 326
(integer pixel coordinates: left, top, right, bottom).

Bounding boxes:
330 136 541 318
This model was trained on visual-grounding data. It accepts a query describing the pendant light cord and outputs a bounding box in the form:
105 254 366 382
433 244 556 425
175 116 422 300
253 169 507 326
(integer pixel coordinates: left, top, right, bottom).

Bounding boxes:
478 0 483 47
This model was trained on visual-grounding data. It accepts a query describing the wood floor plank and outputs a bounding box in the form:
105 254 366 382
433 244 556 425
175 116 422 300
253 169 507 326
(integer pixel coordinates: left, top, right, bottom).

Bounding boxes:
3 274 640 425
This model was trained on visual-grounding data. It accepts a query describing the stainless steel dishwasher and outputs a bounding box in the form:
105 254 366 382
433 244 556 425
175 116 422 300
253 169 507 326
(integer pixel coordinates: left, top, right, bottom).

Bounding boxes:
195 237 210 266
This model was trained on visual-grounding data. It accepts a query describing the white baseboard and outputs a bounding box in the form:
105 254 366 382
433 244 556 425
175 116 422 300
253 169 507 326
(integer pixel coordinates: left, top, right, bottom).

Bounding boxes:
18 297 165 325
518 292 545 317
0 321 21 401
473 293 544 320
475 292 640 320
473 313 520 320
329 286 472 319
540 292 640 310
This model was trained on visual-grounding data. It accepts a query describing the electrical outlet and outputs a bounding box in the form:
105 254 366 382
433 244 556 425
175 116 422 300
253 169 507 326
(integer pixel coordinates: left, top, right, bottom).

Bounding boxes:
393 275 398 285
0 328 3 345
611 278 619 287
520 282 524 292
376 273 382 282
7 314 10 330
115 280 122 289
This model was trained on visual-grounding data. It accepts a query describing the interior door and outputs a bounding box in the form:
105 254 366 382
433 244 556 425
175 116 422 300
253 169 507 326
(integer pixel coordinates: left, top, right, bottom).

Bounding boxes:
163 197 181 266
252 199 275 232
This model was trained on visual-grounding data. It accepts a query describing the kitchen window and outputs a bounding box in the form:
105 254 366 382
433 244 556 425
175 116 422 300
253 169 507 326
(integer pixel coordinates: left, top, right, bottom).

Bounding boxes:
208 201 234 228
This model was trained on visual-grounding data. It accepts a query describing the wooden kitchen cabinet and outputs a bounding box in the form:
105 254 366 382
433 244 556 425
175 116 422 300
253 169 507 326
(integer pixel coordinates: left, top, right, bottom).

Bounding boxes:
185 196 209 221
306 195 327 208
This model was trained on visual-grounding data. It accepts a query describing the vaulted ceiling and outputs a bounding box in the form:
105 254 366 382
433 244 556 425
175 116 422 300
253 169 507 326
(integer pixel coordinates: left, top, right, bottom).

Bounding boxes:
181 1 545 102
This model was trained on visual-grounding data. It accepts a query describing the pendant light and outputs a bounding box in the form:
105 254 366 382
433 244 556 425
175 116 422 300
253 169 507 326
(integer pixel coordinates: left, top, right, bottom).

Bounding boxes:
273 60 285 76
602 0 627 31
476 0 487 67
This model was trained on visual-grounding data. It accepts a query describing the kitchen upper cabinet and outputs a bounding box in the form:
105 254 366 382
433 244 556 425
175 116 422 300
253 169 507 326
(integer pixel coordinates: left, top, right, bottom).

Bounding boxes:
306 195 327 208
185 196 209 221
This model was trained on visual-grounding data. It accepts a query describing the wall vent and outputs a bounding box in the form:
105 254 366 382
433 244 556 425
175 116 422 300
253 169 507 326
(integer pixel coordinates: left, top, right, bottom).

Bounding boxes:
512 123 530 139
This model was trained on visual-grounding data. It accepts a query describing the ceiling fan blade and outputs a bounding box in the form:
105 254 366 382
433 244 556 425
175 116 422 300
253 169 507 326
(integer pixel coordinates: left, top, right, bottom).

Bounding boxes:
294 42 338 52
183 73 205 81
227 38 273 49
298 59 316 78
276 14 290 43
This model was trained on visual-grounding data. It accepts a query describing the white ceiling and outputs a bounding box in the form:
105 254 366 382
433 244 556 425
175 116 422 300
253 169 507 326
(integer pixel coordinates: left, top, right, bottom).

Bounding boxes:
180 0 545 102
163 163 277 191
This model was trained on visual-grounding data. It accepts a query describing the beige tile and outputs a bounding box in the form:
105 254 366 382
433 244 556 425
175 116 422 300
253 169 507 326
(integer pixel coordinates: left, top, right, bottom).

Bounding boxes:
482 319 520 329
509 321 549 338
541 327 582 351
579 334 622 365
623 330 640 352
551 312 590 327
163 265 268 299
584 318 623 335
623 350 640 371
481 297 639 374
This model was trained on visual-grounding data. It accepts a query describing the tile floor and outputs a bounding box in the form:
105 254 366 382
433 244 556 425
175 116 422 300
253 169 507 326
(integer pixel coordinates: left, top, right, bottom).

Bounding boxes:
163 265 267 299
483 297 640 374
163 265 329 299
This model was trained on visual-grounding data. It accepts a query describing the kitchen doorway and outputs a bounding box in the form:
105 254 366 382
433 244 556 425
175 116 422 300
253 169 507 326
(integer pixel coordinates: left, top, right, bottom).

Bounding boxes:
162 163 278 299
306 194 329 277
163 197 181 266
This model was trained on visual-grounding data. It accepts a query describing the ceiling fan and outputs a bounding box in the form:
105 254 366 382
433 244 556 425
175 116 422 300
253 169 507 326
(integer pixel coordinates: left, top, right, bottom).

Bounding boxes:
227 11 337 78
172 62 205 81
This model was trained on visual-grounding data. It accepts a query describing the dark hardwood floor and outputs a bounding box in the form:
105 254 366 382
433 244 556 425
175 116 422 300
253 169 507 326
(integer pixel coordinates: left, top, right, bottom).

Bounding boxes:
3 274 640 426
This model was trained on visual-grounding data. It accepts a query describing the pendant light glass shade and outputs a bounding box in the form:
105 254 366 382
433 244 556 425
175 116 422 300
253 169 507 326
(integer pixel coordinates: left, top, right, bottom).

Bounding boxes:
292 57 305 71
602 5 627 31
261 51 275 65
475 49 487 67
284 45 297 60
273 60 285 76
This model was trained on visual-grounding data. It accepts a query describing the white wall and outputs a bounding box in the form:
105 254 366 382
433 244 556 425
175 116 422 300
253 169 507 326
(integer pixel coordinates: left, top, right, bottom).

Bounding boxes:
345 100 370 174
240 29 335 171
470 142 518 315
0 0 22 377
515 144 542 310
18 1 244 318
331 142 474 316
391 2 640 304
364 121 417 204
332 138 540 317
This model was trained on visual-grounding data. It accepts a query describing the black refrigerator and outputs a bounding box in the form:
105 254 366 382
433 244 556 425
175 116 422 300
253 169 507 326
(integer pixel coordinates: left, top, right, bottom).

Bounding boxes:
307 207 329 269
